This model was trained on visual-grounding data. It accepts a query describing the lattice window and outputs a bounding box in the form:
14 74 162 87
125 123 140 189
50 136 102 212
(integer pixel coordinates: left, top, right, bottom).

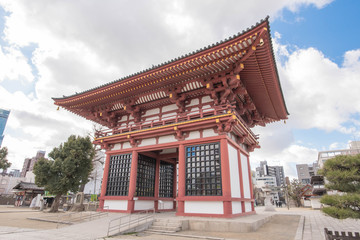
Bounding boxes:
136 154 156 197
185 142 222 196
106 153 132 196
159 161 174 198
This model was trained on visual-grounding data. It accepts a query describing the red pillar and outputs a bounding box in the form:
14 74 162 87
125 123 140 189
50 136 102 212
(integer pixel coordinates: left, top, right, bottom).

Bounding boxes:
127 150 138 213
176 144 185 216
246 154 255 212
154 158 160 211
237 149 245 213
99 153 111 210
220 138 232 216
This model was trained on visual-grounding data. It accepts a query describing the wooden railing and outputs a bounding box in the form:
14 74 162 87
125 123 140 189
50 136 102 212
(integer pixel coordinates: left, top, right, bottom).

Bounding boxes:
96 105 229 138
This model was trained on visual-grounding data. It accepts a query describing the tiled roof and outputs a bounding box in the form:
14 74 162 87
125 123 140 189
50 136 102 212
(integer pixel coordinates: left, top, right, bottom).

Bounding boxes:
13 181 44 191
53 16 274 100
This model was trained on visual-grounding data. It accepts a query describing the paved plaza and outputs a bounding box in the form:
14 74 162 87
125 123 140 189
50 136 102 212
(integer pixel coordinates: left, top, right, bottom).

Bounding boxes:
0 206 359 239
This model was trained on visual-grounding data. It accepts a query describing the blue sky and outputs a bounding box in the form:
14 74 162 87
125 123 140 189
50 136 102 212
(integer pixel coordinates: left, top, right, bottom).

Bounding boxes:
273 1 360 66
270 0 360 151
0 0 360 179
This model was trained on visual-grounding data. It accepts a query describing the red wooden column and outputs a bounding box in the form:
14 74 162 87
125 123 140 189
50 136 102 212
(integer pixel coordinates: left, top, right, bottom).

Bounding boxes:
246 154 255 212
237 149 245 213
220 138 232 216
127 150 138 213
176 144 185 216
154 158 160 211
99 153 111 210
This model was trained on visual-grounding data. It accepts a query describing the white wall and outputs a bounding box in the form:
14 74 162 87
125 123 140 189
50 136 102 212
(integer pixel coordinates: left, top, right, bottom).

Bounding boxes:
187 131 200 140
158 135 176 144
122 142 131 149
184 201 224 214
232 201 242 214
202 128 217 138
228 144 241 198
202 96 212 103
162 104 177 112
104 200 128 210
134 200 154 210
240 153 251 198
138 138 156 147
188 98 199 107
245 202 252 212
144 108 160 116
158 200 173 210
113 143 121 150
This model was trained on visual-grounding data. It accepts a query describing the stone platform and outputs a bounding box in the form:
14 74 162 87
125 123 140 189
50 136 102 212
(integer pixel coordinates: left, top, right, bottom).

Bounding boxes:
154 211 275 233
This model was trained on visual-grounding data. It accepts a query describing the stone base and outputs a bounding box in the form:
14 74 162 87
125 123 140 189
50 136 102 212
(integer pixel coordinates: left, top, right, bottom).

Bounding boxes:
179 214 274 233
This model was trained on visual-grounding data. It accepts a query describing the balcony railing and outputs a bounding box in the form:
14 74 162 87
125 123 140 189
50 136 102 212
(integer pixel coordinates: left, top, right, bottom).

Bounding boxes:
95 105 255 139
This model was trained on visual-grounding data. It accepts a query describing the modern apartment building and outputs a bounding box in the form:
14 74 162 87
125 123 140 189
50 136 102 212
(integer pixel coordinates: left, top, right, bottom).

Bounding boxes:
318 141 360 168
296 163 318 184
255 160 285 186
20 151 46 177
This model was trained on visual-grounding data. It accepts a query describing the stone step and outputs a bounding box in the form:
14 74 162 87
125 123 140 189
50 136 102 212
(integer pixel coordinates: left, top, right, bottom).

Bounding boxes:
144 231 225 240
152 221 182 227
148 225 181 232
145 229 179 234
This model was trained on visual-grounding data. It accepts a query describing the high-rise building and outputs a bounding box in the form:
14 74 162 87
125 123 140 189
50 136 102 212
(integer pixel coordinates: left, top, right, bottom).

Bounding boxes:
296 163 318 184
267 165 285 187
255 160 285 186
0 108 10 148
21 150 46 177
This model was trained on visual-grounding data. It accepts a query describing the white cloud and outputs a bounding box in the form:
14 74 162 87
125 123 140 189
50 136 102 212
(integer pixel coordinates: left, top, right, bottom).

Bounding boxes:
252 144 318 179
275 44 360 133
0 0 341 177
0 46 34 82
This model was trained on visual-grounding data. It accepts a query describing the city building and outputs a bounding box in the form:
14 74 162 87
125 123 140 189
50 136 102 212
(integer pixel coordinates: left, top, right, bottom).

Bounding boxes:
0 108 10 148
255 176 277 188
21 151 46 177
296 163 318 184
318 141 360 168
9 169 21 177
0 175 26 195
53 18 288 218
255 160 284 186
254 161 284 203
255 160 267 178
268 165 285 187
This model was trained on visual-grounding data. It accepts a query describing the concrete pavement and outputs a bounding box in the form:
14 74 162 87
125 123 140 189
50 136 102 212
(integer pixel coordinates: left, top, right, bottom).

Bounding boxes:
258 207 360 240
1 206 359 239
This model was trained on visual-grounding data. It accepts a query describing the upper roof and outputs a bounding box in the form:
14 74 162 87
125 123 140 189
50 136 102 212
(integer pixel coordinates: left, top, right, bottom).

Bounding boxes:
53 17 288 124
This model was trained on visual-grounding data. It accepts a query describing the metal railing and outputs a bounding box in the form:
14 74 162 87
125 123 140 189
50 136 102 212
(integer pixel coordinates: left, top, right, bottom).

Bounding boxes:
107 208 155 237
55 206 109 228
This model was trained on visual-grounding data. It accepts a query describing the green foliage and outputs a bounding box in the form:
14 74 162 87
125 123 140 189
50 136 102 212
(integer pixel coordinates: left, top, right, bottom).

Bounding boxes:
320 154 360 219
0 147 11 171
33 135 95 196
287 179 303 207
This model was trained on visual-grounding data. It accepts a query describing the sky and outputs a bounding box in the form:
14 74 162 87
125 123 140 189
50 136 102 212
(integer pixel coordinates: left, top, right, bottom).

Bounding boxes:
0 0 360 179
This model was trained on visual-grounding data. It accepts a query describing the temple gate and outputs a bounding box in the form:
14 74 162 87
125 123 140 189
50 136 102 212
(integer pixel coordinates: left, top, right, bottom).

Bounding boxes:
53 17 288 218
